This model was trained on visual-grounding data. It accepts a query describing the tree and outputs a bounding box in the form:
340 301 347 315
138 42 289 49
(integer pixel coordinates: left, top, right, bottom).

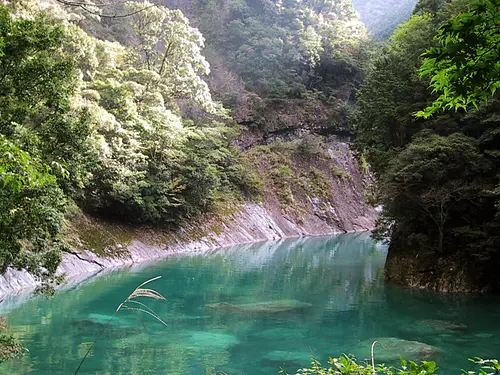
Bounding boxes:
383 133 490 253
417 0 500 118
0 135 66 282
354 0 500 292
126 1 215 112
353 13 437 175
0 4 99 194
351 0 418 40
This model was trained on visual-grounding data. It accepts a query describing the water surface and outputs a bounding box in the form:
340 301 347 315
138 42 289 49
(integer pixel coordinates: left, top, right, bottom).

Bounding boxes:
0 233 499 375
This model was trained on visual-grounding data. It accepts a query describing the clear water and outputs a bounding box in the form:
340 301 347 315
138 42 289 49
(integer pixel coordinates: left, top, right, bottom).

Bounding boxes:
0 233 499 375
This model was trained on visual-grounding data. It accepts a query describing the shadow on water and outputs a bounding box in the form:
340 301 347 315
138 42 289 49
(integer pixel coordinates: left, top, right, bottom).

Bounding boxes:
0 233 498 375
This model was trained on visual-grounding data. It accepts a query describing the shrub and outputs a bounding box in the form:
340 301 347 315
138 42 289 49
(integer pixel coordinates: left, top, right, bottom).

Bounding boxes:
286 355 499 375
297 135 326 160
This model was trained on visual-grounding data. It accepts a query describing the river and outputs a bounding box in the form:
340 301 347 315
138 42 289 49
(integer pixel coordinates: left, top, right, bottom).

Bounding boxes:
0 233 498 374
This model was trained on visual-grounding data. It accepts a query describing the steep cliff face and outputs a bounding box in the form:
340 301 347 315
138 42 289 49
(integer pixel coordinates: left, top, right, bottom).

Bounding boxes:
0 137 377 298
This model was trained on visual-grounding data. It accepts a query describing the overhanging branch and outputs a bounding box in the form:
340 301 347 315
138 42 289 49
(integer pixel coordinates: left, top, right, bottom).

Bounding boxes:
54 0 156 18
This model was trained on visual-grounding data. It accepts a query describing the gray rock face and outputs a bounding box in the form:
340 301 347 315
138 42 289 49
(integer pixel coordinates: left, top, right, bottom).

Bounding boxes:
0 141 377 298
206 300 313 314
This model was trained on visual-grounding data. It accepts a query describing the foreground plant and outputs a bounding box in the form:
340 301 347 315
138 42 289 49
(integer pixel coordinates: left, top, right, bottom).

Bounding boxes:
73 276 167 375
0 316 24 363
285 355 499 375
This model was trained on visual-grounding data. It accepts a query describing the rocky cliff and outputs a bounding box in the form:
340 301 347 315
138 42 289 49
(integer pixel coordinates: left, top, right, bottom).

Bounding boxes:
0 138 377 298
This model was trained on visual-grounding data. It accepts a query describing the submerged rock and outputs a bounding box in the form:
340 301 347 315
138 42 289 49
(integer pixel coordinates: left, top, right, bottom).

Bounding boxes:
214 367 246 375
414 320 467 333
351 337 441 362
474 333 494 339
87 313 116 325
182 331 239 350
264 350 313 363
206 300 313 314
253 327 305 341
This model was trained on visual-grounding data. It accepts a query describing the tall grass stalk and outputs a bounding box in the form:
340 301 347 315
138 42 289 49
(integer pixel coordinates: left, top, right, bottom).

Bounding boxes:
73 276 167 375
371 340 387 375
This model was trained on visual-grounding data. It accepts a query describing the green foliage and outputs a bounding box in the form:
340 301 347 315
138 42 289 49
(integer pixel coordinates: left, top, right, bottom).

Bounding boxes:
297 135 326 160
285 354 437 375
190 0 369 102
353 13 436 175
382 133 490 252
0 0 255 286
417 0 500 117
0 316 24 363
290 356 500 375
352 0 418 41
126 1 215 112
0 5 98 193
354 0 500 291
468 358 500 375
330 165 350 180
0 6 80 283
0 135 66 281
303 167 333 200
271 164 295 204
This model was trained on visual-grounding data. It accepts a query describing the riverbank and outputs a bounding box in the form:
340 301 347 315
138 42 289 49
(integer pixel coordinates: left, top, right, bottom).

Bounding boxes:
0 140 377 298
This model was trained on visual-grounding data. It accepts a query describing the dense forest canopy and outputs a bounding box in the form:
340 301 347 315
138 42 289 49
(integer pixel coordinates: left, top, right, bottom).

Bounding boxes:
0 0 373 285
70 0 372 130
1 0 498 295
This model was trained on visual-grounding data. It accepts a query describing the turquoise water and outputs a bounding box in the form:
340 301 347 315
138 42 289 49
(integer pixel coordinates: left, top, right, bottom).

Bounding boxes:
0 233 499 375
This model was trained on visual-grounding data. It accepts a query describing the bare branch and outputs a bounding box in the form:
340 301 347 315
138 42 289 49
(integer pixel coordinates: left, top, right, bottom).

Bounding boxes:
55 0 156 18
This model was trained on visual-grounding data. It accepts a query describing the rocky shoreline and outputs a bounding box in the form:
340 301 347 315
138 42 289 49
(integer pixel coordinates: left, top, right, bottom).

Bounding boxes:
0 140 377 299
0 201 376 299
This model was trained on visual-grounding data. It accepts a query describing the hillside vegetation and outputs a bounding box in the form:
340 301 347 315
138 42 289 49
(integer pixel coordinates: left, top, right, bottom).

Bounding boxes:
0 0 371 286
351 0 419 40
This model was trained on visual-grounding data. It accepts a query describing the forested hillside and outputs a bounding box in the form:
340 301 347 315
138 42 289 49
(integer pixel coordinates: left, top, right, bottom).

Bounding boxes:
354 0 500 292
351 0 418 40
0 0 372 288
2 0 498 295
75 0 371 133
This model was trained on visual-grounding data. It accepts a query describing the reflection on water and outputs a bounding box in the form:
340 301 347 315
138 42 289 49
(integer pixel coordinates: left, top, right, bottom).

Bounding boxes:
0 233 498 375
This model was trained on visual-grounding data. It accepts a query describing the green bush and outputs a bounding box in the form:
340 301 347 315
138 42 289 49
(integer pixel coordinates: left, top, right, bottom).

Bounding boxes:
286 355 499 375
297 135 326 161
0 316 23 363
271 165 295 204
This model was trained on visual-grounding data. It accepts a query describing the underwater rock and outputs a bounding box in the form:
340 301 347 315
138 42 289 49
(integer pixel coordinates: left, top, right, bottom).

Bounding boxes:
351 337 441 362
253 327 305 341
264 350 313 363
71 319 107 331
73 313 141 332
87 313 116 325
165 314 211 323
182 331 239 350
474 333 494 339
206 300 313 314
415 320 467 332
214 367 247 375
